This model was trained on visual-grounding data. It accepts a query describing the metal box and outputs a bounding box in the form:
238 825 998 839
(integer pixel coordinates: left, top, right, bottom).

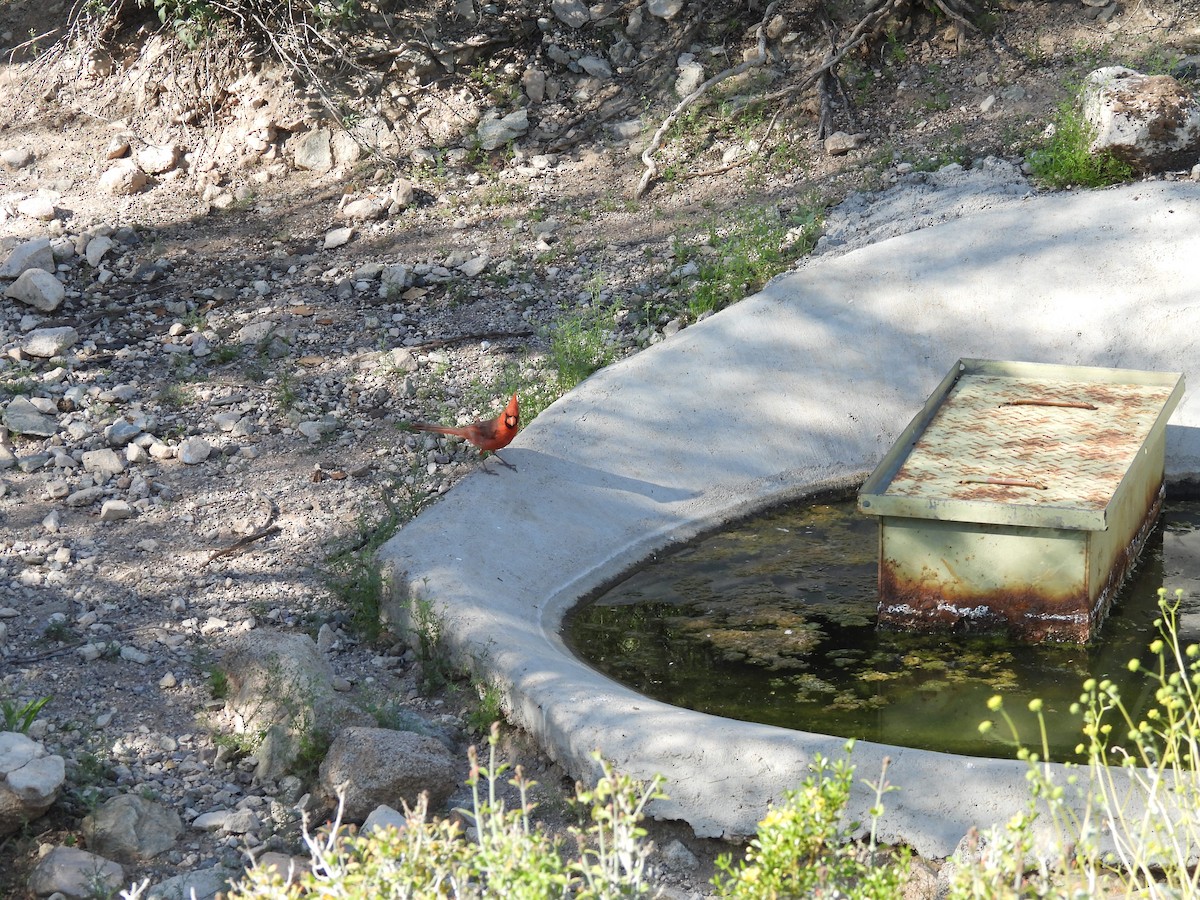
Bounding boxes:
858 359 1185 642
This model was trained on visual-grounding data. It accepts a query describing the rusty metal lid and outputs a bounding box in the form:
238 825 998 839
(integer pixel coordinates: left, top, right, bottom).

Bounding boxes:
859 359 1185 529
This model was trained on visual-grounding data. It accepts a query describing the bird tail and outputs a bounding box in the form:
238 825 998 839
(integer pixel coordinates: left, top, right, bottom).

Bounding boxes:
409 422 465 438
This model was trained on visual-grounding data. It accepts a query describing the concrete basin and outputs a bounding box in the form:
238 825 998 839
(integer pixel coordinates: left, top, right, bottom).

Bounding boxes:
378 181 1200 857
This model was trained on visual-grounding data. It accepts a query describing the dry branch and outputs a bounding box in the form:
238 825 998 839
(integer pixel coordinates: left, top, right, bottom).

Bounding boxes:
634 0 779 199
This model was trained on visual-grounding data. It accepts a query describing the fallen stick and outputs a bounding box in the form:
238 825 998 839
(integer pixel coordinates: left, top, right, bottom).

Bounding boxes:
205 525 281 564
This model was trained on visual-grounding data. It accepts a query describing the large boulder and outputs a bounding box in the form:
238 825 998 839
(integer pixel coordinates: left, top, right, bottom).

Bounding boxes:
81 793 184 861
27 846 124 899
219 630 372 780
1084 66 1200 172
318 727 462 821
0 730 65 836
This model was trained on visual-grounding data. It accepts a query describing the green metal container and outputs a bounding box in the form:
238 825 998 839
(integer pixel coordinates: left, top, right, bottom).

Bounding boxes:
858 359 1185 642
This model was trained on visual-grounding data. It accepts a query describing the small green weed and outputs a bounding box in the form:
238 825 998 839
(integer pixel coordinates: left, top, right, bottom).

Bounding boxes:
713 741 909 898
686 205 822 319
0 696 51 733
1027 97 1135 189
208 670 230 700
225 726 663 899
546 305 619 393
963 589 1200 898
324 489 408 642
466 680 506 735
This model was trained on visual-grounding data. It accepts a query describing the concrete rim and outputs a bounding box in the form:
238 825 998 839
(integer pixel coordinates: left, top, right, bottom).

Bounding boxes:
380 181 1200 858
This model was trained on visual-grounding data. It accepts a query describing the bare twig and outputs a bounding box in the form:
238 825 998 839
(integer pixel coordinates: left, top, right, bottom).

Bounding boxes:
204 525 281 564
634 0 779 199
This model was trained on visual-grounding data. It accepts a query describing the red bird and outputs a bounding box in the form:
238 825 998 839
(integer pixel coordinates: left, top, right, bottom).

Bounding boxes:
409 393 520 471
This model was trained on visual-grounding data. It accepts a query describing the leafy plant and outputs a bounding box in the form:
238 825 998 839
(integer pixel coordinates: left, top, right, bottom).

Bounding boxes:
223 725 663 899
1 696 51 733
713 740 909 898
962 589 1200 898
323 488 408 641
685 205 821 318
466 680 506 736
1027 97 1134 189
546 305 619 393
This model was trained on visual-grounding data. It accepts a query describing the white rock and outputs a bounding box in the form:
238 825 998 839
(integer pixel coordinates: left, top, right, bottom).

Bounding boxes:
98 159 148 195
84 234 116 267
476 109 529 151
16 195 57 221
647 0 684 19
3 397 58 437
82 449 124 478
324 227 354 249
362 803 407 834
100 499 135 522
136 143 181 174
28 846 124 898
550 0 590 27
177 437 212 465
4 268 65 312
22 326 78 358
119 645 150 664
0 237 54 278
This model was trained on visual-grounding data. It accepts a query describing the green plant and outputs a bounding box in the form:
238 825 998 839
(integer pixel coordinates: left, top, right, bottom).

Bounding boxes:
406 594 456 692
466 680 506 735
686 205 822 319
712 740 909 898
208 670 229 700
546 306 619 393
272 368 299 411
0 696 51 733
40 618 73 644
1027 97 1134 189
962 589 1200 898
323 489 408 641
224 725 662 899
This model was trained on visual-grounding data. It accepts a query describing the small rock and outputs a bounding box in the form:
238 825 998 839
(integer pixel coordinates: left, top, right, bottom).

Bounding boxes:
98 159 148 195
22 326 78 358
341 197 388 221
147 866 234 900
0 147 34 169
82 793 184 861
476 109 529 151
136 143 181 175
0 237 54 278
100 499 135 522
4 268 65 312
579 56 613 78
177 437 212 465
675 55 705 97
82 449 125 479
363 803 407 834
84 234 116 267
647 0 684 19
324 227 354 250
824 131 866 155
16 195 57 221
3 397 58 437
119 645 150 664
104 417 144 447
551 0 590 27
292 128 334 173
457 252 490 278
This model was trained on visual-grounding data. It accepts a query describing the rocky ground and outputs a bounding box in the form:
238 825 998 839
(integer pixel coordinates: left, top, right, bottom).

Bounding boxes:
1 0 1199 896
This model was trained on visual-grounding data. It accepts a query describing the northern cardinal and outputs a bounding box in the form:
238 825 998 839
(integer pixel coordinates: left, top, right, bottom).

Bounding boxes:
408 393 520 471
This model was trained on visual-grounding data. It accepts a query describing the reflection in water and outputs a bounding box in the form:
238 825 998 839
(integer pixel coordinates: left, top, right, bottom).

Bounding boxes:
564 499 1200 760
